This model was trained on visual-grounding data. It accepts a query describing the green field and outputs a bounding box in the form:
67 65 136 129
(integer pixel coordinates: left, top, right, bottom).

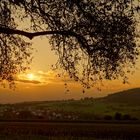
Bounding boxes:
0 88 140 139
0 97 140 121
0 100 139 139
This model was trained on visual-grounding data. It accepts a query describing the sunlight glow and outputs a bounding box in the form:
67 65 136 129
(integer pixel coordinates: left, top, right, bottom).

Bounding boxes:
27 73 35 80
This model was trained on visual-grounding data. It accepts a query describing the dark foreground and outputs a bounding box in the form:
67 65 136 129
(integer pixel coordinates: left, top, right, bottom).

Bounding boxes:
0 121 140 140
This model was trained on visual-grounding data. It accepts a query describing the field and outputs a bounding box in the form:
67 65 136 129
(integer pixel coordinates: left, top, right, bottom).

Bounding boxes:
0 88 140 139
0 121 140 140
8 98 140 121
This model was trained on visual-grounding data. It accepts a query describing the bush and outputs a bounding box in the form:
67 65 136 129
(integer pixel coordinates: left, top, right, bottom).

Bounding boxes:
122 114 131 120
104 115 112 120
114 113 122 120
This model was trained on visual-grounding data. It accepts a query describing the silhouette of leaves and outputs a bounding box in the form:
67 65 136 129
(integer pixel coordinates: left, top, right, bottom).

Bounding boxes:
0 0 140 88
0 1 32 88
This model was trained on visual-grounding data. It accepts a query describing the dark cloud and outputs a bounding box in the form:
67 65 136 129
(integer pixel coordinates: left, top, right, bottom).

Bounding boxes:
16 79 41 84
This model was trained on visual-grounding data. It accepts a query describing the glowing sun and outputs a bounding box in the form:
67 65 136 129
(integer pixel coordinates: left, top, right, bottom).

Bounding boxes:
27 73 35 80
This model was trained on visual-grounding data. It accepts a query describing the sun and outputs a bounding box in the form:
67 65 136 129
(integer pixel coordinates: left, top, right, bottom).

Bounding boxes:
27 73 35 80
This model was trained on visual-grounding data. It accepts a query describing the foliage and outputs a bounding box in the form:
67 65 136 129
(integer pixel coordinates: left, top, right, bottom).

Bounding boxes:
104 115 112 120
114 112 122 120
0 0 140 88
0 1 32 88
122 114 131 120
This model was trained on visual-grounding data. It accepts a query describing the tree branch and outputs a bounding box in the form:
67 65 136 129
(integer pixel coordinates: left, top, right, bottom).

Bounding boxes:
0 26 89 51
1 26 138 54
0 26 75 39
0 26 91 51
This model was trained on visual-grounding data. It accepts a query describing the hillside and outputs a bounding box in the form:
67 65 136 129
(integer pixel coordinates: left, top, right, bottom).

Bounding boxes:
0 88 140 121
99 88 140 105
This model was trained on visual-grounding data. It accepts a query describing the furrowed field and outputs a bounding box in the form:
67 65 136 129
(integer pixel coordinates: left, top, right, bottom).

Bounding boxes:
0 121 140 140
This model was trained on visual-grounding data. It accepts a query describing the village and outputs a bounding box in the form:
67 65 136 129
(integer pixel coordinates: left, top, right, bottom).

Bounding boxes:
0 104 79 121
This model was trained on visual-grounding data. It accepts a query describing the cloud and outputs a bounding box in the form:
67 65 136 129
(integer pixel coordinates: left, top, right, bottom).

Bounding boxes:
16 79 41 84
16 72 42 85
35 70 56 83
16 70 76 85
37 70 75 84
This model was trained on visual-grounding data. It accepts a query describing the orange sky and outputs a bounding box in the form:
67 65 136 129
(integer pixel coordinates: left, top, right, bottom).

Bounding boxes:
0 35 139 103
0 7 140 103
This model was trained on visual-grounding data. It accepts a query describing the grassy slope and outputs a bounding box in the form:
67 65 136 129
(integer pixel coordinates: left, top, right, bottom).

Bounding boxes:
0 88 140 120
100 88 140 105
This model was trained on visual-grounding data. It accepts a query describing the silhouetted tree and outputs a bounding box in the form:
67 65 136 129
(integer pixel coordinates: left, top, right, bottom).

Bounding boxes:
0 0 140 88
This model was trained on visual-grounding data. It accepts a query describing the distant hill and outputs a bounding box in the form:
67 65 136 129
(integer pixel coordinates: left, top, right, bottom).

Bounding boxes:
98 88 140 105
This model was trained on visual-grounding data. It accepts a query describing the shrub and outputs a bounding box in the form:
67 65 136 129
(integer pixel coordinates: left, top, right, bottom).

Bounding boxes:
104 115 112 120
122 114 131 120
114 113 122 120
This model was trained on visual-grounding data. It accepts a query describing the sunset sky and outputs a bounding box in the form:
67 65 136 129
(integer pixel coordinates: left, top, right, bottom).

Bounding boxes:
0 4 140 104
0 35 139 104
